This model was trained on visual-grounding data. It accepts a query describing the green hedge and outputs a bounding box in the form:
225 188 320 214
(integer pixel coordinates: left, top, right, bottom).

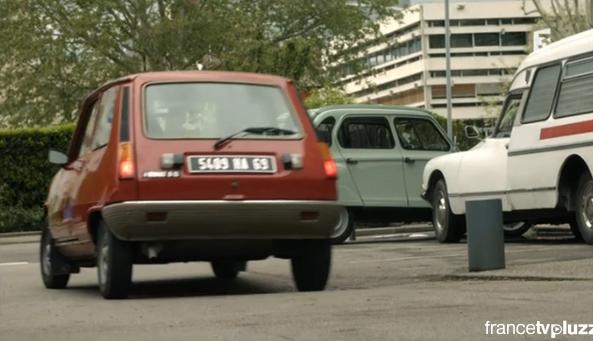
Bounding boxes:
0 124 74 233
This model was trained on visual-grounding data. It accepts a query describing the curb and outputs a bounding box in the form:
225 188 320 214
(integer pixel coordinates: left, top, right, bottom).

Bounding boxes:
0 231 40 238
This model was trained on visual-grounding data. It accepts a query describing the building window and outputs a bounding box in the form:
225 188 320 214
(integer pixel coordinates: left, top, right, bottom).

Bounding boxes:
451 34 473 48
460 19 485 26
429 35 445 49
501 32 527 46
474 33 500 46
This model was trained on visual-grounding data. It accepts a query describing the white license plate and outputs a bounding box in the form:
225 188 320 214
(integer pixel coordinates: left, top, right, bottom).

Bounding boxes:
187 155 277 173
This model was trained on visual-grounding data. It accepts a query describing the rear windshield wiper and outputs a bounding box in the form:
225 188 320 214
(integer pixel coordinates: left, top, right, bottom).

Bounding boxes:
213 127 297 150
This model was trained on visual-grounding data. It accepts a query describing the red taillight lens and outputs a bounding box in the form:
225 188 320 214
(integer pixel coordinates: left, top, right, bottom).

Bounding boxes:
119 143 135 179
119 160 135 178
318 143 337 179
324 159 338 178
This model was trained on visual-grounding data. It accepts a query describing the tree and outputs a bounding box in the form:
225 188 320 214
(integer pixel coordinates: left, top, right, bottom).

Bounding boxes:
523 0 593 40
0 0 398 128
304 86 353 109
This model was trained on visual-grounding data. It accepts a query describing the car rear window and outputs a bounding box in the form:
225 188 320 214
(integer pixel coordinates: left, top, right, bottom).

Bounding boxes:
144 83 301 139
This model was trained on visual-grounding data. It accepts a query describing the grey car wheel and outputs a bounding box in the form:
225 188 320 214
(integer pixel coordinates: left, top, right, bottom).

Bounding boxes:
331 208 354 244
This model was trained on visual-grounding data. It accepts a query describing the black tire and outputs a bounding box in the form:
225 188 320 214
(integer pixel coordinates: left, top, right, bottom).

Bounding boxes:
503 222 532 237
291 239 331 292
40 227 70 289
331 209 355 244
574 172 593 245
211 261 245 280
431 179 465 243
568 216 584 241
96 221 133 299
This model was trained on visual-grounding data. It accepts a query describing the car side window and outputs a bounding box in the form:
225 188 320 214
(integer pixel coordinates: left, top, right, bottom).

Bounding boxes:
555 56 593 118
78 101 100 158
91 86 119 150
338 117 394 149
522 63 562 123
316 117 335 146
393 118 450 151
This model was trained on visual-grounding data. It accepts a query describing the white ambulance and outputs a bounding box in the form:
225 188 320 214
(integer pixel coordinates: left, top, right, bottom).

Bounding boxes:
422 29 593 244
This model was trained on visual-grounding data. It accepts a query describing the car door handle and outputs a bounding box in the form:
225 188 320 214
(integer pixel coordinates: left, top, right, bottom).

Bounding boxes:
404 157 415 164
346 158 358 165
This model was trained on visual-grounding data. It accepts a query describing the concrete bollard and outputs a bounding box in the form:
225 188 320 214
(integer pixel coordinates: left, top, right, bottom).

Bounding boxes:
465 199 505 272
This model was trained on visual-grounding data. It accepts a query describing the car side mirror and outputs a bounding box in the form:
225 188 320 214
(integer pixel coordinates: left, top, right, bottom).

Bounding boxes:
48 150 68 165
464 125 481 140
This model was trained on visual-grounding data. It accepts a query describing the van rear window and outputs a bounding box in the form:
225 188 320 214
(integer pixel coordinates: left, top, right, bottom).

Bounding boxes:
555 57 593 118
144 83 300 139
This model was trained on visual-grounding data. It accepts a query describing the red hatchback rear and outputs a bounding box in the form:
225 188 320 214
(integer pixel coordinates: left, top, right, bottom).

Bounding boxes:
42 71 342 299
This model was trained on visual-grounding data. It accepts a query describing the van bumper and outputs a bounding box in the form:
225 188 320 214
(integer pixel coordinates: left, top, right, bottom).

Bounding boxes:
102 200 343 241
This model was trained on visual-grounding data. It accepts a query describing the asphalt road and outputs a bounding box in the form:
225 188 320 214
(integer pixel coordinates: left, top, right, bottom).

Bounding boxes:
1 227 592 340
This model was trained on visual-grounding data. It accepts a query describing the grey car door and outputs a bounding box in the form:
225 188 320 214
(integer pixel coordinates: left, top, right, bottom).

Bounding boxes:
336 115 408 207
392 116 451 207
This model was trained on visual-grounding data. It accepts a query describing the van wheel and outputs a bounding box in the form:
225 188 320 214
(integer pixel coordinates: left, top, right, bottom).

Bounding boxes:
574 172 593 245
97 221 133 299
211 261 245 280
291 239 331 291
503 222 532 237
331 208 354 244
568 216 583 241
40 226 70 289
432 179 465 243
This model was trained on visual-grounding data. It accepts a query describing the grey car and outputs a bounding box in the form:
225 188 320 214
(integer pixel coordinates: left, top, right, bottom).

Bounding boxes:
309 105 453 243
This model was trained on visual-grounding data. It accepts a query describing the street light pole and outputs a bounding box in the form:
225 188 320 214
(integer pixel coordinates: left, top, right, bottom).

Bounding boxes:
445 0 453 141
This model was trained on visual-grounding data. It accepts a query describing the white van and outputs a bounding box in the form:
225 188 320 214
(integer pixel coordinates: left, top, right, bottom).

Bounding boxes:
422 29 593 244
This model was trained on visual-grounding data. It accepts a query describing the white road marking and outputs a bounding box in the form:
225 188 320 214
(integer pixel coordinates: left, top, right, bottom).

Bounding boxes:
0 262 29 267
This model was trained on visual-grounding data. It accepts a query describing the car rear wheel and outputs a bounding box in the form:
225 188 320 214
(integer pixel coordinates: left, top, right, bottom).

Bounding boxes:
291 239 331 291
40 226 70 289
432 179 465 243
211 261 246 280
97 221 133 299
331 208 354 244
503 222 532 237
574 172 593 245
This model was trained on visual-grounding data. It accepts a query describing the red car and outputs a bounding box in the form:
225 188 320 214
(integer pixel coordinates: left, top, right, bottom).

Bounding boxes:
42 71 342 299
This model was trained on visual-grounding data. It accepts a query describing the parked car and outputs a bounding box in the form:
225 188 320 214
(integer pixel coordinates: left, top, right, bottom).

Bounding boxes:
422 29 593 244
309 105 452 243
42 71 344 299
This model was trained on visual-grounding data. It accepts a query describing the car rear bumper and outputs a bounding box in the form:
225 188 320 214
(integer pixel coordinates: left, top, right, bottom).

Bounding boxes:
102 200 343 241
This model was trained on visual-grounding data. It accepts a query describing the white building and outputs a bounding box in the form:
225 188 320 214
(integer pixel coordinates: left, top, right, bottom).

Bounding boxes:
338 0 541 121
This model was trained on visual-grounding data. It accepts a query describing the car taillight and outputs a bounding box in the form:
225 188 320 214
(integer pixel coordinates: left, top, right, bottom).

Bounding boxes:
119 142 135 179
318 143 337 179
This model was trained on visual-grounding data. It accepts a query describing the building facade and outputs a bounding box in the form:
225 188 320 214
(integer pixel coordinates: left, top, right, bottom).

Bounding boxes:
339 0 540 121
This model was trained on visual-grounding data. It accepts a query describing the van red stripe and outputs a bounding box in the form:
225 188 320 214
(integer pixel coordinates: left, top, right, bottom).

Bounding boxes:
540 119 593 140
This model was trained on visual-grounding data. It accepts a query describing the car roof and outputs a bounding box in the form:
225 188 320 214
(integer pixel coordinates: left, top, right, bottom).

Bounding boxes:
84 71 292 103
309 104 435 120
518 29 593 71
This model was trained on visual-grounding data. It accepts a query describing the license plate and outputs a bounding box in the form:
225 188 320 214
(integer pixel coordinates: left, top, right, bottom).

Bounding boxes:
187 155 277 173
